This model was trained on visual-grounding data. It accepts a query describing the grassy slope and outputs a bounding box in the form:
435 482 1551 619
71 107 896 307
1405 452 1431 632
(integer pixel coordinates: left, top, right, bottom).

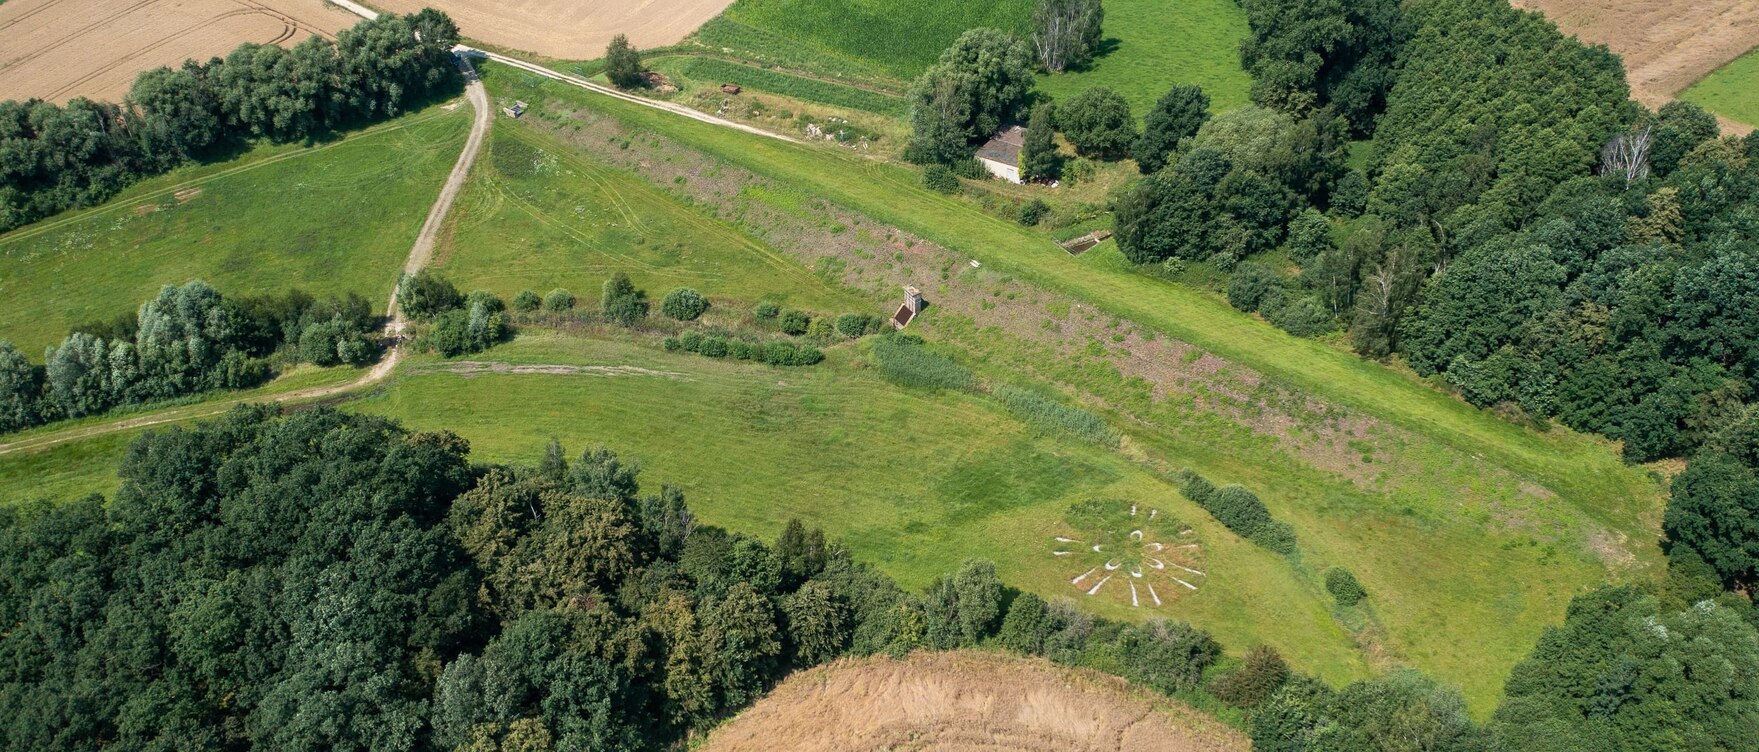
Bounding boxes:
1682 48 1759 127
489 69 1665 711
1033 0 1254 115
702 0 1251 117
431 125 851 311
717 0 1033 79
350 332 1368 685
0 105 469 354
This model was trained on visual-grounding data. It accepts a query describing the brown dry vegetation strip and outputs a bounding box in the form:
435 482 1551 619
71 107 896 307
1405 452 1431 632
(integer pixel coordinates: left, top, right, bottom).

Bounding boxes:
700 651 1247 752
1510 0 1759 112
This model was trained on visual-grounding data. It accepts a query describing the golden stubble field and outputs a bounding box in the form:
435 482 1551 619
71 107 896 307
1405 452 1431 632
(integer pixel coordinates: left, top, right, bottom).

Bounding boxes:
1511 0 1759 109
0 0 356 103
364 0 735 59
699 652 1249 752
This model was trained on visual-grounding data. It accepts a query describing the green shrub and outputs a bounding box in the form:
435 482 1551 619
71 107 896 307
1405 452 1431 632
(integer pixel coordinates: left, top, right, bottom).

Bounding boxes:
1208 484 1273 539
806 318 837 341
870 337 975 391
543 288 576 312
754 300 781 320
697 334 729 358
779 309 811 335
992 386 1119 447
662 336 682 352
601 272 649 326
1116 619 1220 694
1253 519 1298 556
660 287 710 321
1227 262 1281 312
834 313 880 339
1176 469 1216 506
1017 198 1050 226
728 340 757 360
923 164 960 194
1263 294 1337 337
1325 567 1367 606
950 158 986 180
512 290 542 312
397 269 463 320
1210 645 1291 708
997 593 1053 655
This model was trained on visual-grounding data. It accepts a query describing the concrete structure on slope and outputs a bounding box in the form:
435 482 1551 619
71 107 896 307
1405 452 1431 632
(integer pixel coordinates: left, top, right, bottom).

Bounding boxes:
976 126 1027 183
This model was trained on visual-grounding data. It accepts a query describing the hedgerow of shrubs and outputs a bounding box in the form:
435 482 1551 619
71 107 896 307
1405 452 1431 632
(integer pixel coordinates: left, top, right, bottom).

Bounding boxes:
400 274 508 357
664 330 823 366
1175 469 1299 555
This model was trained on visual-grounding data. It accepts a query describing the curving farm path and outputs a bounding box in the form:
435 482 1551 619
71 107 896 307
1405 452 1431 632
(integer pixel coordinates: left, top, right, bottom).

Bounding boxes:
2 8 802 458
0 74 490 458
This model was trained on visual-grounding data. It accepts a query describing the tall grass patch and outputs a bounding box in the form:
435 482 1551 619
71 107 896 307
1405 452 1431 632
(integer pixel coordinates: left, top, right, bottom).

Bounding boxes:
675 58 908 117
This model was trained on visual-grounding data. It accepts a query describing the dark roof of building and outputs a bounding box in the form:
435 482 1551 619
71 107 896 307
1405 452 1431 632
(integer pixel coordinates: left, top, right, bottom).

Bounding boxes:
976 126 1027 167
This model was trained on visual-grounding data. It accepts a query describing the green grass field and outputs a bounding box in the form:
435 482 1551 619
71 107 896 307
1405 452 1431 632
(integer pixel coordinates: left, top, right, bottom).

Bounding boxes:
697 0 1251 117
712 0 1033 80
1033 0 1253 115
0 104 470 353
1683 48 1759 128
430 125 854 312
349 332 1369 685
480 68 1667 712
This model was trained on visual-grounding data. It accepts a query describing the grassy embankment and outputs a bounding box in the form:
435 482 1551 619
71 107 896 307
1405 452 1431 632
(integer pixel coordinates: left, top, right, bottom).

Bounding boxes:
474 69 1665 712
0 103 471 353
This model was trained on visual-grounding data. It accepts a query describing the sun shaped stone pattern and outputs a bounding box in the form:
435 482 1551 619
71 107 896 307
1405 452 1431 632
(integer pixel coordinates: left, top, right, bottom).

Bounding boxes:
1052 498 1206 608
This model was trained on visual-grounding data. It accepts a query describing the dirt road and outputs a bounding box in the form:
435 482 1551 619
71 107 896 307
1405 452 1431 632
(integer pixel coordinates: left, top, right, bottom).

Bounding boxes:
0 75 489 458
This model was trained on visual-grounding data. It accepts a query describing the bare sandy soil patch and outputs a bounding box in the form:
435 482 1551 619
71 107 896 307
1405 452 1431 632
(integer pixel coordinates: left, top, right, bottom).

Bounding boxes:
364 0 735 59
1510 0 1759 111
700 651 1247 752
0 0 356 103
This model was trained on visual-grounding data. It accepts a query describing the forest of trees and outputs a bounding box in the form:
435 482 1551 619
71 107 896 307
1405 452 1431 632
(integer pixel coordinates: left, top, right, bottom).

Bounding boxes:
1105 0 1759 469
0 407 1236 750
0 10 462 232
6 408 1752 750
0 281 378 434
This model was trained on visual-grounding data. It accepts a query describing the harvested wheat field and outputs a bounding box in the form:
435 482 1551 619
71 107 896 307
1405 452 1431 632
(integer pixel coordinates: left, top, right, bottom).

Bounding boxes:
1511 0 1759 111
365 0 733 59
699 651 1248 752
0 0 356 103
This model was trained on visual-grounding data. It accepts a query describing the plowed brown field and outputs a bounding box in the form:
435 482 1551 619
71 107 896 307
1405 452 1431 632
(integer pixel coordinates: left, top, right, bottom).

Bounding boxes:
700 651 1248 752
363 0 734 59
0 0 355 103
1511 0 1759 110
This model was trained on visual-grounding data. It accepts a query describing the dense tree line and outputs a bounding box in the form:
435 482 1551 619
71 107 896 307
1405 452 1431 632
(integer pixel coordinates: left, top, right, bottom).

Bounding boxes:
0 407 1240 749
0 281 378 434
1237 0 1403 134
0 10 461 232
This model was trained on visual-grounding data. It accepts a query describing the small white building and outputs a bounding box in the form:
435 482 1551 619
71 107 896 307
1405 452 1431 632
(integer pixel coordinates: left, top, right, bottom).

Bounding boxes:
976 126 1027 184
